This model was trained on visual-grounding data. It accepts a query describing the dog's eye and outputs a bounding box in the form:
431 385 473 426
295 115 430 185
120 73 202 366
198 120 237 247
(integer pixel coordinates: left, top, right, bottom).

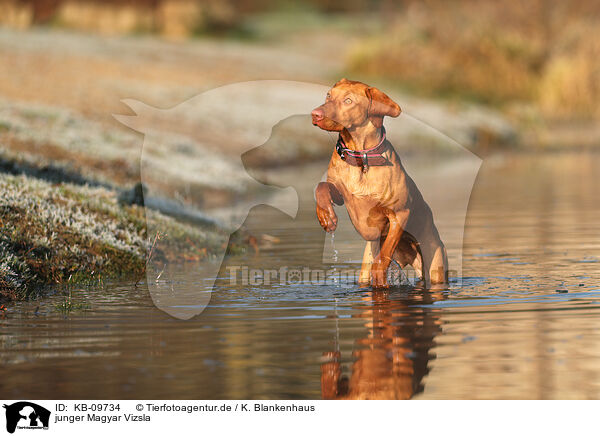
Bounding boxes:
344 98 352 105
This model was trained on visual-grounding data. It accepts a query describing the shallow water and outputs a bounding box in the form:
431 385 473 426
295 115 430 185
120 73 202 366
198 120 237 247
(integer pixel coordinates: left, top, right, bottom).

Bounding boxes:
2 151 600 399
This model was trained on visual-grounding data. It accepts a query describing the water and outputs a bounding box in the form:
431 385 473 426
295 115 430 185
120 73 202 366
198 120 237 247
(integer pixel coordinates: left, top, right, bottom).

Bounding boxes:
2 151 600 399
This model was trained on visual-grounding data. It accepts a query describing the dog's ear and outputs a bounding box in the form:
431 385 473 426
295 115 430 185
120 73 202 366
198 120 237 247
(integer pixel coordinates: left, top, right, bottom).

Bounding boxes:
334 77 350 87
366 86 401 118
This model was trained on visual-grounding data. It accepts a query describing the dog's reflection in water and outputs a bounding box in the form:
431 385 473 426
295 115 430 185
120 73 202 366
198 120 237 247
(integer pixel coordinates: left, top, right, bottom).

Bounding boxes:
321 289 443 400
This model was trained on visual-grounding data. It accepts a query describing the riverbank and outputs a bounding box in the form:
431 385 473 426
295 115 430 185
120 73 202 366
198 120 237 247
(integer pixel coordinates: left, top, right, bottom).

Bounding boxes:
0 173 231 301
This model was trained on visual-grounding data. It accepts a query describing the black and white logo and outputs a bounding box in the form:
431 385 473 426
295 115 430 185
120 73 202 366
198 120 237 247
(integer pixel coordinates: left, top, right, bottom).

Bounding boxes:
3 402 50 434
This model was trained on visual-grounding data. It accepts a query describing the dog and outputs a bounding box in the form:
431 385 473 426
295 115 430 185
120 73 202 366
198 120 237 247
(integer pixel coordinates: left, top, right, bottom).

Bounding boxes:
311 78 448 288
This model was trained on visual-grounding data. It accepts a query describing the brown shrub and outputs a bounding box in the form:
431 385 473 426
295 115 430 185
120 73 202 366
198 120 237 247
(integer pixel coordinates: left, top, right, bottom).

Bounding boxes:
539 22 600 118
348 0 600 118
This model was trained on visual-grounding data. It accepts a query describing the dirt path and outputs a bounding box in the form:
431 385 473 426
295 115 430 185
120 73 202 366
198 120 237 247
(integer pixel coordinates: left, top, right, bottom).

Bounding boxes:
0 27 343 124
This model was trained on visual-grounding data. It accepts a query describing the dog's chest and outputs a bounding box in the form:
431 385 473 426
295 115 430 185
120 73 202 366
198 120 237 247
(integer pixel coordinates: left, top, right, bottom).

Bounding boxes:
331 163 400 209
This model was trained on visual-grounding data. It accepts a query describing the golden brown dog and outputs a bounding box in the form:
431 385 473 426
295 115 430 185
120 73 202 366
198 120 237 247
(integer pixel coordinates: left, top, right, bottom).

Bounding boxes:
311 78 448 287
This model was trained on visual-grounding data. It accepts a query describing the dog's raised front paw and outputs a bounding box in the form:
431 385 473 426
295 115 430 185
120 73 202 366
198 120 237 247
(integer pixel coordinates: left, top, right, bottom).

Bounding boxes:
316 203 338 233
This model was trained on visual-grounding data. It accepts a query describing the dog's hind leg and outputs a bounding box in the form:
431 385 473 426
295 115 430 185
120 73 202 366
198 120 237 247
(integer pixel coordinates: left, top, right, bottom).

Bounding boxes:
392 233 424 283
429 244 448 285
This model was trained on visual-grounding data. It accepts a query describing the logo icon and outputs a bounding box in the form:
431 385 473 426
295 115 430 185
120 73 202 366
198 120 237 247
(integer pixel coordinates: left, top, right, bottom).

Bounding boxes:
3 402 50 434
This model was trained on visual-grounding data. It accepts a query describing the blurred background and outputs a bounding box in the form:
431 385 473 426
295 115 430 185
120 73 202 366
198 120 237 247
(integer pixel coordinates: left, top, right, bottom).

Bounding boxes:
2 0 599 126
2 0 599 184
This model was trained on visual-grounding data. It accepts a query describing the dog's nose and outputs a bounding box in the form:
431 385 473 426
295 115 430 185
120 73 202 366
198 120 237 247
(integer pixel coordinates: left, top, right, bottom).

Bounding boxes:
311 108 324 123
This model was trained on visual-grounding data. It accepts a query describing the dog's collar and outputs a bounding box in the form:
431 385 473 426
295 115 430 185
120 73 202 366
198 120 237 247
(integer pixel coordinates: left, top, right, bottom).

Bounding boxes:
336 127 391 172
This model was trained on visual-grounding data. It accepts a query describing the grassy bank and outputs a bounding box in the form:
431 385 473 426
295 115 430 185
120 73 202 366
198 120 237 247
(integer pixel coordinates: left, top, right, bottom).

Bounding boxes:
0 173 230 301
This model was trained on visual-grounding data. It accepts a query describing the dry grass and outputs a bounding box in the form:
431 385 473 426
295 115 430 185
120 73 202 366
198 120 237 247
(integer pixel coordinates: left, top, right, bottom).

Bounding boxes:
348 0 600 119
538 21 600 118
0 173 228 301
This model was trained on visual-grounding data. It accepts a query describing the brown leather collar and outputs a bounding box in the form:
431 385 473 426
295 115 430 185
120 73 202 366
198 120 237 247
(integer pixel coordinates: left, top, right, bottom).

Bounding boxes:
336 127 391 172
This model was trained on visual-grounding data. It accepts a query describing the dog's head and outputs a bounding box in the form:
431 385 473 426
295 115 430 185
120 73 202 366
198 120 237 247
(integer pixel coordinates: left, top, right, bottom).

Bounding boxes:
311 78 401 132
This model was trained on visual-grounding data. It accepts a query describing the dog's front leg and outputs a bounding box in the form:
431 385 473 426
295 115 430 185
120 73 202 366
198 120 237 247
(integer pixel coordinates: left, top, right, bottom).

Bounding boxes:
371 208 409 288
315 181 343 233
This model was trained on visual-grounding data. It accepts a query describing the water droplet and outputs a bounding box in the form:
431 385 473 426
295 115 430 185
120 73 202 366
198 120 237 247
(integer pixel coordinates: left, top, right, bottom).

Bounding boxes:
330 232 338 263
